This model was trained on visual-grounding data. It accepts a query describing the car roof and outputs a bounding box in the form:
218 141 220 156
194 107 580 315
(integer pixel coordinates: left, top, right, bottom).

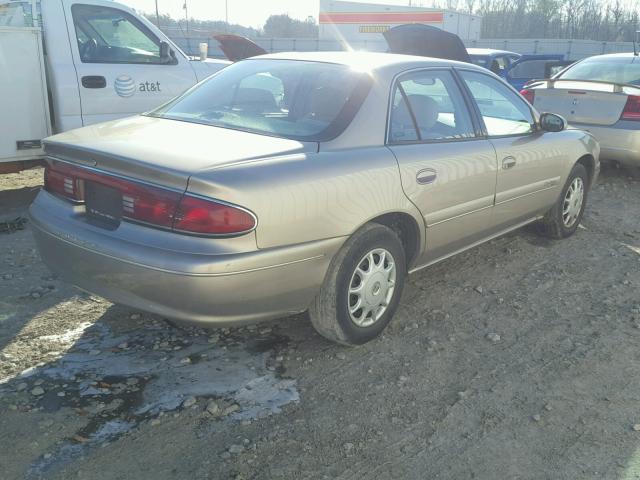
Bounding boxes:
581 53 640 61
467 48 519 57
252 50 482 72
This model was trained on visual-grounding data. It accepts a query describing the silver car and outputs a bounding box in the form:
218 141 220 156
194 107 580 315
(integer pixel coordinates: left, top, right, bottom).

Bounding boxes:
30 52 600 345
521 53 640 167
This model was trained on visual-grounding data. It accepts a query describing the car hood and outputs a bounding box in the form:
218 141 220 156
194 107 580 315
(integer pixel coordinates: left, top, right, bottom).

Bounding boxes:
44 116 317 191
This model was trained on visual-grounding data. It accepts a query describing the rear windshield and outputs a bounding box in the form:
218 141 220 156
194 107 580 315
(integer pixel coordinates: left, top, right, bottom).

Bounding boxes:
149 59 372 142
558 57 640 86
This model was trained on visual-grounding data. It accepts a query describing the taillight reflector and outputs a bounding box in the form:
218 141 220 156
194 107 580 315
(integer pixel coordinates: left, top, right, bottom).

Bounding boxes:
116 180 180 228
43 161 256 236
44 161 82 201
520 88 535 104
621 95 640 121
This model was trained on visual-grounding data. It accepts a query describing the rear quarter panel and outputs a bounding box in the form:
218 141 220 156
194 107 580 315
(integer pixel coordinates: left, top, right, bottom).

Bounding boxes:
187 147 425 251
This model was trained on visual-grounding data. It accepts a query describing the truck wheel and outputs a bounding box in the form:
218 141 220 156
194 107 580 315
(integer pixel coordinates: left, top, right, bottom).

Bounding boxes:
537 163 589 239
309 223 406 346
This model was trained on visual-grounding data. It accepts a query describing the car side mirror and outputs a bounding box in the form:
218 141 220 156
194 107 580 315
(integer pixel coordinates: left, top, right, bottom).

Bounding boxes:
160 41 172 62
539 112 566 132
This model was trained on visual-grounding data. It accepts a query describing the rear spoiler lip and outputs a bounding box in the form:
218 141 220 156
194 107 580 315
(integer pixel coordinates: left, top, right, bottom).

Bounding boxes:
524 78 640 93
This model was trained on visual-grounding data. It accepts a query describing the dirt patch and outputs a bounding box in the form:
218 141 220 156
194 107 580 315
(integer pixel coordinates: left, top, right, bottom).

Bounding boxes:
1 166 639 479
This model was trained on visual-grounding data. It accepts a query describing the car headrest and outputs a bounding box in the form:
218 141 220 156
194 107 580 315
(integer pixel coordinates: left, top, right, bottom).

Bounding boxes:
304 86 346 122
405 95 440 131
234 88 277 113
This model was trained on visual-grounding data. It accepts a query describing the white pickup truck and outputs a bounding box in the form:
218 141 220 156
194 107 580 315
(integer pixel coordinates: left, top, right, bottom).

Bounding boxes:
0 0 229 173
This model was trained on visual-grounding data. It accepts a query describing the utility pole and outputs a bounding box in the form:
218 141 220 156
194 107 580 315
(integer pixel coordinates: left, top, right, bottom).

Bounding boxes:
154 0 160 27
183 1 189 35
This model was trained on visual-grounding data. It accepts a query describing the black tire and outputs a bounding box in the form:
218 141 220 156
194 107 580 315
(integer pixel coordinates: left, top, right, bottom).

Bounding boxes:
309 223 407 346
538 163 589 239
623 165 640 180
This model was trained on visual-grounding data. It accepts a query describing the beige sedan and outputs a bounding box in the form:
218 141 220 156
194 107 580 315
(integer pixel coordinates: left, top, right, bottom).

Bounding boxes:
30 52 599 345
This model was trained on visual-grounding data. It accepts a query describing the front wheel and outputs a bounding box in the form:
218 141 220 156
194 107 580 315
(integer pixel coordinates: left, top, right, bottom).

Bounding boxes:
309 223 407 346
537 163 589 239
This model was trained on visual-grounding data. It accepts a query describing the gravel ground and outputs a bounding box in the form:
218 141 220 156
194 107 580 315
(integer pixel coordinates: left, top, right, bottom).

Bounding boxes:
1 165 640 480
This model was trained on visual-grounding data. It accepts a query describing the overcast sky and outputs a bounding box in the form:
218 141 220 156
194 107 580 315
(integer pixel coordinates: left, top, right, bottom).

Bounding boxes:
119 0 428 29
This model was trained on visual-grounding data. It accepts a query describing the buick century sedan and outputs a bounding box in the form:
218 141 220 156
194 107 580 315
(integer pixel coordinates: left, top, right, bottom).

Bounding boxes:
30 52 599 345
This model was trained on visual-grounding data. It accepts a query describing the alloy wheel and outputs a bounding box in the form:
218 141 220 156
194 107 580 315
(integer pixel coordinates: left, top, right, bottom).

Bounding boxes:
562 177 584 228
348 248 397 327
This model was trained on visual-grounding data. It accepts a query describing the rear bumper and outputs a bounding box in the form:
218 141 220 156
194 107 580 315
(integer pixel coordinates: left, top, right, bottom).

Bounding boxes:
29 191 344 325
571 121 640 167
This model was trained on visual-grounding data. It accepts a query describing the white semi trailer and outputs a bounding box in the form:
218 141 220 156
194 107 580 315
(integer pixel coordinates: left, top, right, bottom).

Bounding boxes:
0 0 229 173
319 0 482 45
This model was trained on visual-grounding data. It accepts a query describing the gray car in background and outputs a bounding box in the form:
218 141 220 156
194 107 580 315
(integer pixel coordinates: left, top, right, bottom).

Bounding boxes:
29 52 599 345
521 53 640 167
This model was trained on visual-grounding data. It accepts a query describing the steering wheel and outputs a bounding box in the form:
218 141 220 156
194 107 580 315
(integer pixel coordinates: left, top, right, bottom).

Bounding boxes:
81 38 98 61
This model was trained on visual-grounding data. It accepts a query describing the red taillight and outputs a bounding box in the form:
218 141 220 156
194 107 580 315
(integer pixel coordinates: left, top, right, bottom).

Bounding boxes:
116 180 180 228
621 95 640 121
520 88 535 104
44 161 256 236
173 195 256 235
44 161 82 201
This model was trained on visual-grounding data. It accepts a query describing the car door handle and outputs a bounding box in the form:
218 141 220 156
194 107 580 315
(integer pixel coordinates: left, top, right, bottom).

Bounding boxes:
502 156 517 169
416 168 437 185
81 76 107 89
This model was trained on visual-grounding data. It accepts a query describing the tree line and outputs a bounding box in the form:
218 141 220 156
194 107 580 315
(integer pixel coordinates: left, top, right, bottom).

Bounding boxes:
147 1 638 42
145 13 318 39
451 0 639 41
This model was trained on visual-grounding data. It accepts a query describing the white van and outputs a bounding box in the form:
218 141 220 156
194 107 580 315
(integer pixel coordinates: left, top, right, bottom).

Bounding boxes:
0 0 229 173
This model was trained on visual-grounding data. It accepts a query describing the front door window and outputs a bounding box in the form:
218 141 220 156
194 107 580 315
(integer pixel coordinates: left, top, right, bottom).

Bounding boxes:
71 4 165 64
459 70 535 137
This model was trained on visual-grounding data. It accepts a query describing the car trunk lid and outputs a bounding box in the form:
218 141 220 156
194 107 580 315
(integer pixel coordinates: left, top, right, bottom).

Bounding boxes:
530 80 639 126
213 34 267 62
383 24 472 63
44 115 318 191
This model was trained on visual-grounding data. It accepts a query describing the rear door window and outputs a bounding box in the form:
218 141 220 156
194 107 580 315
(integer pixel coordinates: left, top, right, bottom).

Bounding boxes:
389 70 476 143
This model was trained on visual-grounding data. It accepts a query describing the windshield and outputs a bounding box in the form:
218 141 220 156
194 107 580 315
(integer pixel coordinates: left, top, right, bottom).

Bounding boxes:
149 59 372 142
469 56 489 67
558 57 640 85
0 1 38 27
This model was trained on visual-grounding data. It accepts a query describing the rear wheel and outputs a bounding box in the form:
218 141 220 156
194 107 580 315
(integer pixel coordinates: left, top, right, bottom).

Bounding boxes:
309 223 406 346
537 163 589 239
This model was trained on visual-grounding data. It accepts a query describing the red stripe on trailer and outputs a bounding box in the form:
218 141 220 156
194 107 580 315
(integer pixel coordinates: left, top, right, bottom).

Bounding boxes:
319 11 445 24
